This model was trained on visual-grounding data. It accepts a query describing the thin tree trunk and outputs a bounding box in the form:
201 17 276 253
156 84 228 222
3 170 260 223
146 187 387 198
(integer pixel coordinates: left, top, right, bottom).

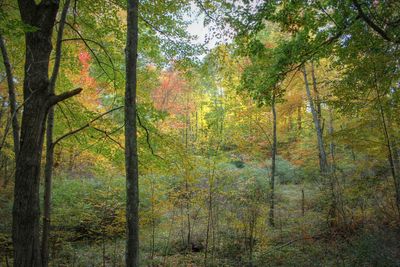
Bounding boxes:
41 1 71 266
195 111 198 141
68 147 75 172
184 112 192 252
301 188 305 217
297 106 302 131
125 0 140 266
311 62 322 124
185 176 191 252
0 35 20 157
328 108 336 173
150 178 155 263
41 140 54 267
327 108 337 223
204 159 216 265
2 156 8 188
269 91 277 227
163 210 175 266
301 65 328 173
377 92 400 213
0 99 5 127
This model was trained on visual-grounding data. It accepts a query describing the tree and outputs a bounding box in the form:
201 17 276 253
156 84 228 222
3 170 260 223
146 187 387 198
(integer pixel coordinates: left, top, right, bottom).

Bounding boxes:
125 0 140 266
301 64 328 174
41 1 71 266
238 37 285 227
13 1 81 265
0 35 19 158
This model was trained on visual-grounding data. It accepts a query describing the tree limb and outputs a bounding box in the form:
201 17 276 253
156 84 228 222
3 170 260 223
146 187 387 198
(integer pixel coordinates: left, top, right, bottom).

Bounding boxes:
48 0 71 92
352 0 399 44
52 105 123 147
48 87 82 106
63 22 115 81
92 126 125 150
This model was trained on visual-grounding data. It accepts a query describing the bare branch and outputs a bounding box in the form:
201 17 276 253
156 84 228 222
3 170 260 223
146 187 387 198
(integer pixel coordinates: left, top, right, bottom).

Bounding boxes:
137 112 164 160
92 126 125 150
63 22 115 81
194 0 217 22
52 105 123 147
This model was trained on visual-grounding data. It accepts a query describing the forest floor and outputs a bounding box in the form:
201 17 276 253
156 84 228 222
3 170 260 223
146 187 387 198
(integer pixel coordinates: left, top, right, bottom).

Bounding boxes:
1 174 400 266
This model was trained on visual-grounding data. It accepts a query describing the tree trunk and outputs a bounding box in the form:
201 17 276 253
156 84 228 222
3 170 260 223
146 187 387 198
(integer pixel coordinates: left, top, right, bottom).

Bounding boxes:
327 108 338 223
377 92 400 213
150 177 155 262
13 2 81 265
269 91 277 227
0 35 20 157
301 65 328 173
0 99 5 127
297 106 302 131
41 139 54 267
13 2 59 266
328 108 336 173
125 0 140 266
41 1 71 265
2 156 8 188
301 188 305 217
185 176 191 252
204 159 216 265
311 62 322 124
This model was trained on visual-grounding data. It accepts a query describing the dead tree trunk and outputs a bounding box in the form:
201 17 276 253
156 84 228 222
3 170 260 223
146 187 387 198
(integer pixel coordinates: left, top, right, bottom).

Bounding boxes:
125 0 140 266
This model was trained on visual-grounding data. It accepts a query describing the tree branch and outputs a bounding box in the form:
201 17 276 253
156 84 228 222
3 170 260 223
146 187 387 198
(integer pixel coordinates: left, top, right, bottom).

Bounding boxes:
63 22 115 81
49 0 71 92
352 0 399 44
49 87 82 106
137 112 164 160
52 105 123 147
92 126 125 150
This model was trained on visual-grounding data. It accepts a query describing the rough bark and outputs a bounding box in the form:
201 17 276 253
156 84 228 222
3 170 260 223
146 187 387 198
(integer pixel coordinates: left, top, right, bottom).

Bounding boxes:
13 1 81 265
13 2 59 265
0 34 20 157
125 0 140 266
269 91 277 227
301 65 328 174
